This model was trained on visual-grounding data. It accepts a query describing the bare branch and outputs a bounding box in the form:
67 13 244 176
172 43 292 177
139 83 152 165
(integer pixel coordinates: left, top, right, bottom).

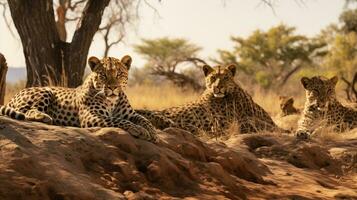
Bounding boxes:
65 16 81 22
99 0 139 57
0 2 16 37
142 0 161 17
341 72 357 102
68 0 86 11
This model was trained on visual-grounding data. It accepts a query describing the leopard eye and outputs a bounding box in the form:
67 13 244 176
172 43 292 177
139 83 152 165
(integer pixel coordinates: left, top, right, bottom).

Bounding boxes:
311 89 319 94
100 73 106 79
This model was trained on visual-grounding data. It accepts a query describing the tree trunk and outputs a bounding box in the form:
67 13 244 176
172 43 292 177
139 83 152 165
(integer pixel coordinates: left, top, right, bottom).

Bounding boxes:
0 53 8 105
7 0 110 88
341 72 357 103
55 0 68 41
277 64 303 88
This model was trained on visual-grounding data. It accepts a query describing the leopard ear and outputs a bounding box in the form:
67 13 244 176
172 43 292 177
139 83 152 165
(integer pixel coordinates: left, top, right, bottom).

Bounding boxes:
227 64 237 76
121 55 132 70
88 56 100 71
301 77 311 89
330 76 338 86
202 65 214 77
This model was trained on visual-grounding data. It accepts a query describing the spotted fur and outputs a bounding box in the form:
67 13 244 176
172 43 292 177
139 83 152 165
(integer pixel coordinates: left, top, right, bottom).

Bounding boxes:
0 55 157 142
296 76 357 139
137 64 283 135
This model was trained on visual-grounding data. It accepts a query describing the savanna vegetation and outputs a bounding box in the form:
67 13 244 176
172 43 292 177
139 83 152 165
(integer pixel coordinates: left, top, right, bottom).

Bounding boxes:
1 2 357 199
1 0 357 117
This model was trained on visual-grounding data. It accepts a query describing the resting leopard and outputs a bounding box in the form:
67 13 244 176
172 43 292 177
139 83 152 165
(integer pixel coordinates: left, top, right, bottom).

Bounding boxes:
0 55 157 142
279 96 300 117
137 64 283 135
296 75 357 139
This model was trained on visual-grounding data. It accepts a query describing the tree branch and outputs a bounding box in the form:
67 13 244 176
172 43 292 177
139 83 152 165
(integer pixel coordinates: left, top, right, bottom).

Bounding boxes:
69 0 110 83
0 1 16 37
341 72 357 102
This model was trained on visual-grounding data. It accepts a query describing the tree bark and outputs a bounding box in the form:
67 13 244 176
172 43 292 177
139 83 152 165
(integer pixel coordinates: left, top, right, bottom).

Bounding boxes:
277 64 303 88
55 0 68 41
0 53 8 105
7 0 110 88
341 72 357 102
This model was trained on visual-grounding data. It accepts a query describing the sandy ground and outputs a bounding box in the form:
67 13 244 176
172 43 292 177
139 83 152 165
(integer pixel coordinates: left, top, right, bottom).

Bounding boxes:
0 116 356 200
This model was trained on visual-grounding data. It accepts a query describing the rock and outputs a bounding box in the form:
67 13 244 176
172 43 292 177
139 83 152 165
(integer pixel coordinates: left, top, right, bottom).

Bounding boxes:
0 116 356 199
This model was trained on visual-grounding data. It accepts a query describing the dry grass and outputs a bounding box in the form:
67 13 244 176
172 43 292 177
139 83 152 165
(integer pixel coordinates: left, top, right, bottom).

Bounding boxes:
314 125 357 142
1 80 308 115
126 84 199 110
4 81 199 110
4 80 26 104
3 80 357 142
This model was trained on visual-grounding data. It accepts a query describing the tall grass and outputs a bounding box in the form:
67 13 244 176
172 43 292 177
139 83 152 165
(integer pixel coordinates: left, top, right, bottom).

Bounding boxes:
4 80 26 104
4 81 199 110
126 84 199 110
1 79 342 114
4 80 357 141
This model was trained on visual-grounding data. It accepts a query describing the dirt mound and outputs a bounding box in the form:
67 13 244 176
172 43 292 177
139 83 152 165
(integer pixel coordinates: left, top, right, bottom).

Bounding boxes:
0 116 357 199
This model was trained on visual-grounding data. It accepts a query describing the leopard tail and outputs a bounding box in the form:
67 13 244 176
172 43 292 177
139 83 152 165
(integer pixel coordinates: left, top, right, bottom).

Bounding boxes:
0 105 25 120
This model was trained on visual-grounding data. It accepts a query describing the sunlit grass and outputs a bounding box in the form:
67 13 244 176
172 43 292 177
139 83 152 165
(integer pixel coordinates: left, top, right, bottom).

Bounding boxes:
4 80 357 142
126 84 199 110
4 80 26 104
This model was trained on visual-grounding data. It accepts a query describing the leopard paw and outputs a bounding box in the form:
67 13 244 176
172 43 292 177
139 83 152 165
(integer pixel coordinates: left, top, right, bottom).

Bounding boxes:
127 125 158 143
30 113 53 125
295 130 310 140
145 127 159 143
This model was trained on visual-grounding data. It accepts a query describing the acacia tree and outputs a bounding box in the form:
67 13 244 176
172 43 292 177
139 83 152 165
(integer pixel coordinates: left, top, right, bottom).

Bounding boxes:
2 0 144 88
5 0 111 87
215 24 326 89
54 0 134 57
322 8 357 102
134 37 206 90
340 9 357 102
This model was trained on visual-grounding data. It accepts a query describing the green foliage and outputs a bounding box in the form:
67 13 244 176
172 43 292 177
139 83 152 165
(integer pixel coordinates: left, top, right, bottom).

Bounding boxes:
340 8 357 33
216 24 326 89
320 8 357 81
323 32 357 81
134 37 201 72
133 37 204 90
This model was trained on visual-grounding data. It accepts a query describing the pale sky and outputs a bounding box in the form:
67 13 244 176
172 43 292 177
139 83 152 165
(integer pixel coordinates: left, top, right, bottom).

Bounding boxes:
0 0 346 68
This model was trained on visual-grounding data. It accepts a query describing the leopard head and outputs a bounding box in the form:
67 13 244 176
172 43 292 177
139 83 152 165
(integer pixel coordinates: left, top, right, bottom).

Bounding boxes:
88 55 132 98
279 96 295 111
202 64 237 98
300 76 338 111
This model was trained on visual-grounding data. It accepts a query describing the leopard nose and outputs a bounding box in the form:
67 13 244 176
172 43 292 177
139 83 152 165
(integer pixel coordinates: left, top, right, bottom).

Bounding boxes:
107 86 116 91
317 101 326 108
214 87 225 93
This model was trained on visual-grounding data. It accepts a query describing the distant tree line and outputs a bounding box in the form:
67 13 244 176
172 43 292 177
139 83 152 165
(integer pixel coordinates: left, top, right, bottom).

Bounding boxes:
0 0 356 102
132 6 357 102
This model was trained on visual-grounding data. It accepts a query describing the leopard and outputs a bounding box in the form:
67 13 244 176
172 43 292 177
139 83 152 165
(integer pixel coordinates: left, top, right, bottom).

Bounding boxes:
0 55 157 142
279 96 300 117
296 75 357 139
137 64 283 135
